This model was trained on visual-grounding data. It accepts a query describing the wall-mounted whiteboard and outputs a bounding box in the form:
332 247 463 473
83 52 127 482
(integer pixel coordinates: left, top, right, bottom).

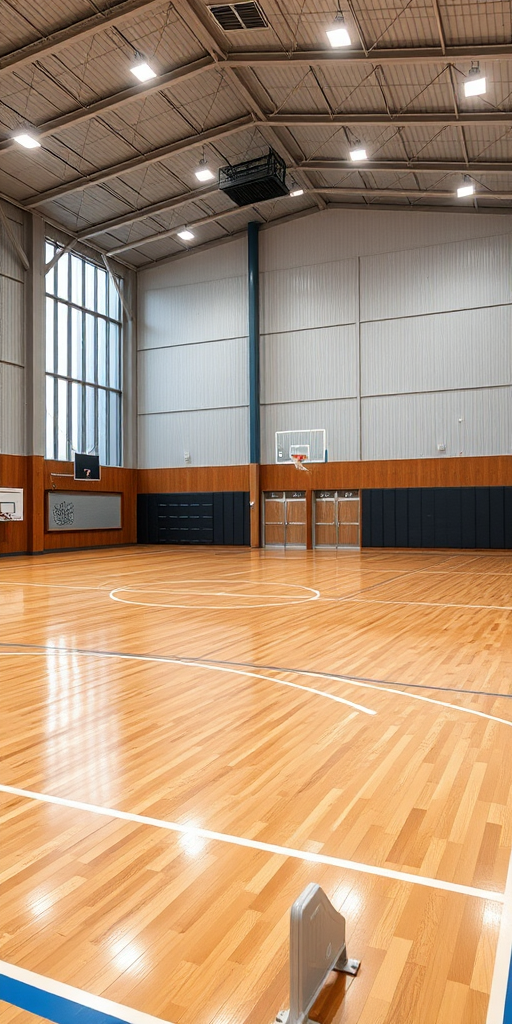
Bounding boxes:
47 492 121 531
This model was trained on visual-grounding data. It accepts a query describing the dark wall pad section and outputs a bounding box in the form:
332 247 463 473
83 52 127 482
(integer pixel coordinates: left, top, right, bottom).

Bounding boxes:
138 493 250 545
362 487 512 549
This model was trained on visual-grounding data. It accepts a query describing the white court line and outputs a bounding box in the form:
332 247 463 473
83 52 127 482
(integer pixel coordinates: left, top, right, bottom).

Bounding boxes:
1 648 509 727
0 959 174 1024
0 652 374 715
110 581 320 610
486 841 512 1023
0 784 502 903
348 596 512 612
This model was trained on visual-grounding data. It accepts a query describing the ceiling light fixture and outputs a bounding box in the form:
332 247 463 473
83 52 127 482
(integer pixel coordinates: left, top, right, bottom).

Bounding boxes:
464 62 486 97
178 229 195 240
326 5 351 47
195 150 215 182
13 132 41 149
457 176 474 198
350 147 367 161
130 60 157 82
289 187 304 197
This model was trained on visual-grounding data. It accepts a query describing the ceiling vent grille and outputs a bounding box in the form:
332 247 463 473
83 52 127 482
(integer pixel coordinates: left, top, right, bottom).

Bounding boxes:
208 3 268 31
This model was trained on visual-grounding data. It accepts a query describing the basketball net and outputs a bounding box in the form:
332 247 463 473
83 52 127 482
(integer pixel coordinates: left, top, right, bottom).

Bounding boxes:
291 453 310 472
0 511 15 521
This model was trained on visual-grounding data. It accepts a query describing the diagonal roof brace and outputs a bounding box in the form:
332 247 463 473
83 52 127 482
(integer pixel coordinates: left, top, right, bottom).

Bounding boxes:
23 116 254 207
0 0 168 78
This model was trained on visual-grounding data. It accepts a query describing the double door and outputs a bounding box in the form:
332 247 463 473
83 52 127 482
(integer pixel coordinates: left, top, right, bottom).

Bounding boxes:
314 491 360 548
263 491 306 548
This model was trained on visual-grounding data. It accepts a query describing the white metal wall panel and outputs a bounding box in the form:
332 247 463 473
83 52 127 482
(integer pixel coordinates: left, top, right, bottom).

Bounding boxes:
138 337 249 414
139 275 247 350
261 400 359 464
0 210 25 282
0 277 24 365
138 237 246 290
0 363 25 454
362 305 512 396
260 208 512 273
261 324 358 404
361 233 512 322
362 387 512 461
138 407 249 468
260 259 357 334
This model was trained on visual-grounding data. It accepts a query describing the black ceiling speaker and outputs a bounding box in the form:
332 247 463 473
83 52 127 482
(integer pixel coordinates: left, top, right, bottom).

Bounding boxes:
218 149 289 206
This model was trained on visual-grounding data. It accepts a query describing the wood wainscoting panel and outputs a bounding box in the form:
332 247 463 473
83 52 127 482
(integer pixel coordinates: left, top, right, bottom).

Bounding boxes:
44 461 137 550
261 455 512 493
138 466 250 494
0 454 28 555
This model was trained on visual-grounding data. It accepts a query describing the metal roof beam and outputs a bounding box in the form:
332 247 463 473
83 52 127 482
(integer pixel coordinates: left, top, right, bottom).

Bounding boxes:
267 112 512 126
23 116 254 207
226 45 512 67
78 183 219 238
298 159 512 173
0 56 215 154
107 184 512 254
0 0 171 78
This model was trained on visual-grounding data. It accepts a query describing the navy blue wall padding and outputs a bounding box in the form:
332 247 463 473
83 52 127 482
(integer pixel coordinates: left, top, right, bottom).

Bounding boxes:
475 488 491 549
421 489 435 547
370 489 384 547
505 489 512 548
394 489 409 548
362 487 512 549
489 487 505 548
137 493 250 545
382 490 396 547
460 487 476 548
408 489 422 548
434 488 461 548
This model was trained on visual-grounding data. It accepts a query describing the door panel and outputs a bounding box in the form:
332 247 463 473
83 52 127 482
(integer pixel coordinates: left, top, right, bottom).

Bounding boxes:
338 499 359 524
287 499 306 525
338 523 359 546
315 523 337 546
265 522 286 546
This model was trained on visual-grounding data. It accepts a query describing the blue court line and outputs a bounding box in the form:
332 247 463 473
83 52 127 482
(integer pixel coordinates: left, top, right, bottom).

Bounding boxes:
0 975 129 1024
504 953 512 1024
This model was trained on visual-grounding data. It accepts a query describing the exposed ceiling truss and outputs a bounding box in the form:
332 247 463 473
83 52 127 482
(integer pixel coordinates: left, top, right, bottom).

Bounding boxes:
1 0 512 265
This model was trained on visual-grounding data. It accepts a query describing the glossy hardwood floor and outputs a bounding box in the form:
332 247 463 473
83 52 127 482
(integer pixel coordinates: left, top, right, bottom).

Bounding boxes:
1 545 512 1024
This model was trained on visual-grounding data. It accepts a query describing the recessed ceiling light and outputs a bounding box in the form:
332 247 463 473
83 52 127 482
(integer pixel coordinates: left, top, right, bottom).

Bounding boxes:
457 181 474 198
130 61 157 82
464 63 486 97
350 147 367 161
289 188 304 197
13 132 41 149
178 229 195 240
326 11 351 47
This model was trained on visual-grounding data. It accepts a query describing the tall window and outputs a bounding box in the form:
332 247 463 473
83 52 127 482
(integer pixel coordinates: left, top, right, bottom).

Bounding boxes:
45 241 122 465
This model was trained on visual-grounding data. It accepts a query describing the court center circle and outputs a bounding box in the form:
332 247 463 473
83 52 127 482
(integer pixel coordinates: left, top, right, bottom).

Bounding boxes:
109 578 320 609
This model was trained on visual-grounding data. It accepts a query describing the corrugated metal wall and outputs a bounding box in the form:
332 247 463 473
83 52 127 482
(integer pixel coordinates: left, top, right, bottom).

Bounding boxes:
137 208 512 466
137 240 249 468
0 205 26 455
259 209 512 463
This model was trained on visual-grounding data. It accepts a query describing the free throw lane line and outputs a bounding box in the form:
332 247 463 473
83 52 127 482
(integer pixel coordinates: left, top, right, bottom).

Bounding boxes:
0 784 503 902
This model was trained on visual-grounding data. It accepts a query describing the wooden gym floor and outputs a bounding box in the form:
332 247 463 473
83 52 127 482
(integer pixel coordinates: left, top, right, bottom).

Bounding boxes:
1 545 512 1024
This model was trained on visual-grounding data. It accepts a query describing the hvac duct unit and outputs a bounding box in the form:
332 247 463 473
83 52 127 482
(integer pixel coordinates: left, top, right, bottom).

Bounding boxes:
218 149 289 206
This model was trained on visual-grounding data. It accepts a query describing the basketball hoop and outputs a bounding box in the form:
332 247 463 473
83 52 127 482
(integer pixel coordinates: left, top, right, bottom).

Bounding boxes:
0 511 15 521
291 453 310 472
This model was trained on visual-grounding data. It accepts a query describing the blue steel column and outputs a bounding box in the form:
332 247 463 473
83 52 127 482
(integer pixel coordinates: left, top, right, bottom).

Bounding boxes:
248 221 260 464
248 222 261 546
